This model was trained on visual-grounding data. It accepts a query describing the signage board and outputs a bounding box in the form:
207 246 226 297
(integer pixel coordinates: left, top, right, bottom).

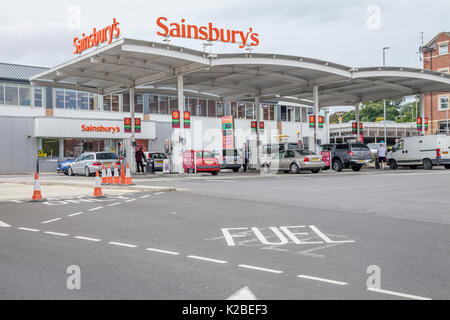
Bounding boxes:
172 110 180 128
222 116 234 149
183 111 191 129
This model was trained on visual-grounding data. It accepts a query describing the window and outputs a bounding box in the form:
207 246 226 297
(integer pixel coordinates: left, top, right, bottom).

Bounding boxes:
159 96 169 114
437 67 449 74
217 103 224 116
0 83 4 104
65 90 77 109
123 93 130 112
284 150 296 158
245 102 254 119
438 42 449 55
55 88 64 108
237 102 245 119
103 95 111 111
207 100 216 117
135 94 143 113
96 152 118 160
169 96 178 113
185 97 191 113
336 144 349 150
111 94 120 112
78 92 90 110
41 139 59 158
280 106 287 121
198 99 207 116
231 102 238 118
295 106 301 122
438 95 449 111
4 83 18 105
19 85 31 106
149 95 158 114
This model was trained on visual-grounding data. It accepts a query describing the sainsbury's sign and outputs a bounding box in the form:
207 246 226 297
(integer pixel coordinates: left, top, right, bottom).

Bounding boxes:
73 18 120 54
81 124 121 134
156 17 259 48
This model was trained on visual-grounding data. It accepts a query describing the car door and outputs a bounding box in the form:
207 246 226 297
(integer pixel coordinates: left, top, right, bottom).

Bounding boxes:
281 150 296 170
72 155 84 174
393 140 406 164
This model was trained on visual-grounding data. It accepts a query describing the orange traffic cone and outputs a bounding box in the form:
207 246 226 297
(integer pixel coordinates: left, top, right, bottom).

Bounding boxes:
124 163 133 185
93 170 104 197
31 172 44 202
113 163 120 184
101 165 107 184
106 164 113 184
120 163 126 185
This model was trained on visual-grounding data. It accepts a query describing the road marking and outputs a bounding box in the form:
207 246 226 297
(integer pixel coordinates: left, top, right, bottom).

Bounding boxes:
44 231 69 237
108 241 138 248
140 195 151 199
68 212 84 217
124 199 136 203
18 227 40 232
297 274 347 286
41 218 62 224
309 225 355 243
145 248 180 255
0 220 11 228
238 264 283 274
367 287 431 300
107 202 121 206
9 200 22 203
88 206 103 211
227 286 257 300
154 192 164 195
187 255 228 264
74 236 101 242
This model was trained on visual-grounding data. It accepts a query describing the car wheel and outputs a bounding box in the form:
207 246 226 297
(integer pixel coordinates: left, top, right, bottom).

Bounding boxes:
64 170 68 176
211 172 218 176
423 159 433 170
351 165 362 172
85 167 91 177
290 163 299 174
311 169 321 174
409 165 418 169
262 164 270 174
389 159 398 170
332 159 343 172
445 165 450 169
232 168 239 172
68 167 74 176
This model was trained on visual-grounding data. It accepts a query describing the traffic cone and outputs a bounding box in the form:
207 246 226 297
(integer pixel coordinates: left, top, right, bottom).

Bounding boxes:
93 170 104 197
31 172 44 202
124 163 133 185
101 165 107 184
120 163 126 185
113 163 120 184
106 164 113 184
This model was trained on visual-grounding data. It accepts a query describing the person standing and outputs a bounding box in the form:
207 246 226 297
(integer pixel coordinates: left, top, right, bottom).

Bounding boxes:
243 143 249 172
135 147 146 173
377 142 387 169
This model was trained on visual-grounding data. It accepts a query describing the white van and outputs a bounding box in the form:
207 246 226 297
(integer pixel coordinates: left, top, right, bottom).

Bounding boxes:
387 135 450 170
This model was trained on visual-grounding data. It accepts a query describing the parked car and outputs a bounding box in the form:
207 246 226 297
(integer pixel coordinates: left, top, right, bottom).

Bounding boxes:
57 158 74 175
214 149 243 172
67 152 120 176
261 149 324 174
387 135 450 170
367 143 380 157
329 143 372 172
183 150 220 175
144 152 167 171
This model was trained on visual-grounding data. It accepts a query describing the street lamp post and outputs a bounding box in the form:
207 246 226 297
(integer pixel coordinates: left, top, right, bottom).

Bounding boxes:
383 47 389 146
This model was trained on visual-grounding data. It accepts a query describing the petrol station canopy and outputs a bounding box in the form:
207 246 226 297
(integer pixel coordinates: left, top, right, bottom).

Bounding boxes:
30 38 450 107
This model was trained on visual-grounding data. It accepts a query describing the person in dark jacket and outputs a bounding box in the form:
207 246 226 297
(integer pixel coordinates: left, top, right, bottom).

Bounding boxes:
135 147 146 173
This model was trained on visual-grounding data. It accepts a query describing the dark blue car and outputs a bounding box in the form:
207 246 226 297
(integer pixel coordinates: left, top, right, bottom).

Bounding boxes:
57 158 74 175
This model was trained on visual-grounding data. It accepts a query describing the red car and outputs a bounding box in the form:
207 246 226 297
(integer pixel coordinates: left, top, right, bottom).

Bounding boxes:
183 150 220 175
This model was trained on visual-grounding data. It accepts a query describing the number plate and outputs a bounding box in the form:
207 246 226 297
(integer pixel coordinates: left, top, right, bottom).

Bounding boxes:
311 158 320 161
358 160 366 163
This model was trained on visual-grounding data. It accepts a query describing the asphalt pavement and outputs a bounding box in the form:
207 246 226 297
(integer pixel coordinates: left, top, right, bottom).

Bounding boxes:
0 168 449 300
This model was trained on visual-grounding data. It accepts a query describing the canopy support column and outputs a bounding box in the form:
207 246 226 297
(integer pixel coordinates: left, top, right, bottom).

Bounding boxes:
127 87 136 173
420 93 425 136
355 102 360 142
255 95 261 170
313 85 319 152
177 73 185 174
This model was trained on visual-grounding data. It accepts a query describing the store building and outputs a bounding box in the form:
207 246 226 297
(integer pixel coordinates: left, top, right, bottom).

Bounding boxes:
422 32 450 134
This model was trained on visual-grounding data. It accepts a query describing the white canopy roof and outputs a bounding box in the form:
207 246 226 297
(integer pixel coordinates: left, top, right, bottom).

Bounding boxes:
30 38 450 107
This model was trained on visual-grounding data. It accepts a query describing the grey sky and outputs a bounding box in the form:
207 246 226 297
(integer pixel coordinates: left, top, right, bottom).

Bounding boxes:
1 0 448 68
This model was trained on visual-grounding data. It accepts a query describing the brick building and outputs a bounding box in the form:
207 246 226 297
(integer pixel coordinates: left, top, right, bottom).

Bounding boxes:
423 32 450 134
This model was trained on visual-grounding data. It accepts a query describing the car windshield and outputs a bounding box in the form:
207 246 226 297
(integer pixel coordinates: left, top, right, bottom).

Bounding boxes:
96 153 118 160
296 150 316 156
152 153 166 159
196 151 213 158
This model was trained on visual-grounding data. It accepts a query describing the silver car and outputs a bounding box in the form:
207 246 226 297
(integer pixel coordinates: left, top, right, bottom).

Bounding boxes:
262 149 324 174
144 152 167 171
67 152 120 176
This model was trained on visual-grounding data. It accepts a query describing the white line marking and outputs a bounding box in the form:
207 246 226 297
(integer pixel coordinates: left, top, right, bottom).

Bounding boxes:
68 212 83 217
124 199 136 203
187 255 228 264
238 264 283 274
367 287 432 300
0 220 11 228
74 236 101 242
88 206 103 211
297 274 347 286
9 200 22 203
140 195 151 199
145 248 180 255
309 225 355 243
44 231 68 237
41 218 62 224
154 192 164 195
108 241 137 248
107 202 121 206
18 227 40 232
